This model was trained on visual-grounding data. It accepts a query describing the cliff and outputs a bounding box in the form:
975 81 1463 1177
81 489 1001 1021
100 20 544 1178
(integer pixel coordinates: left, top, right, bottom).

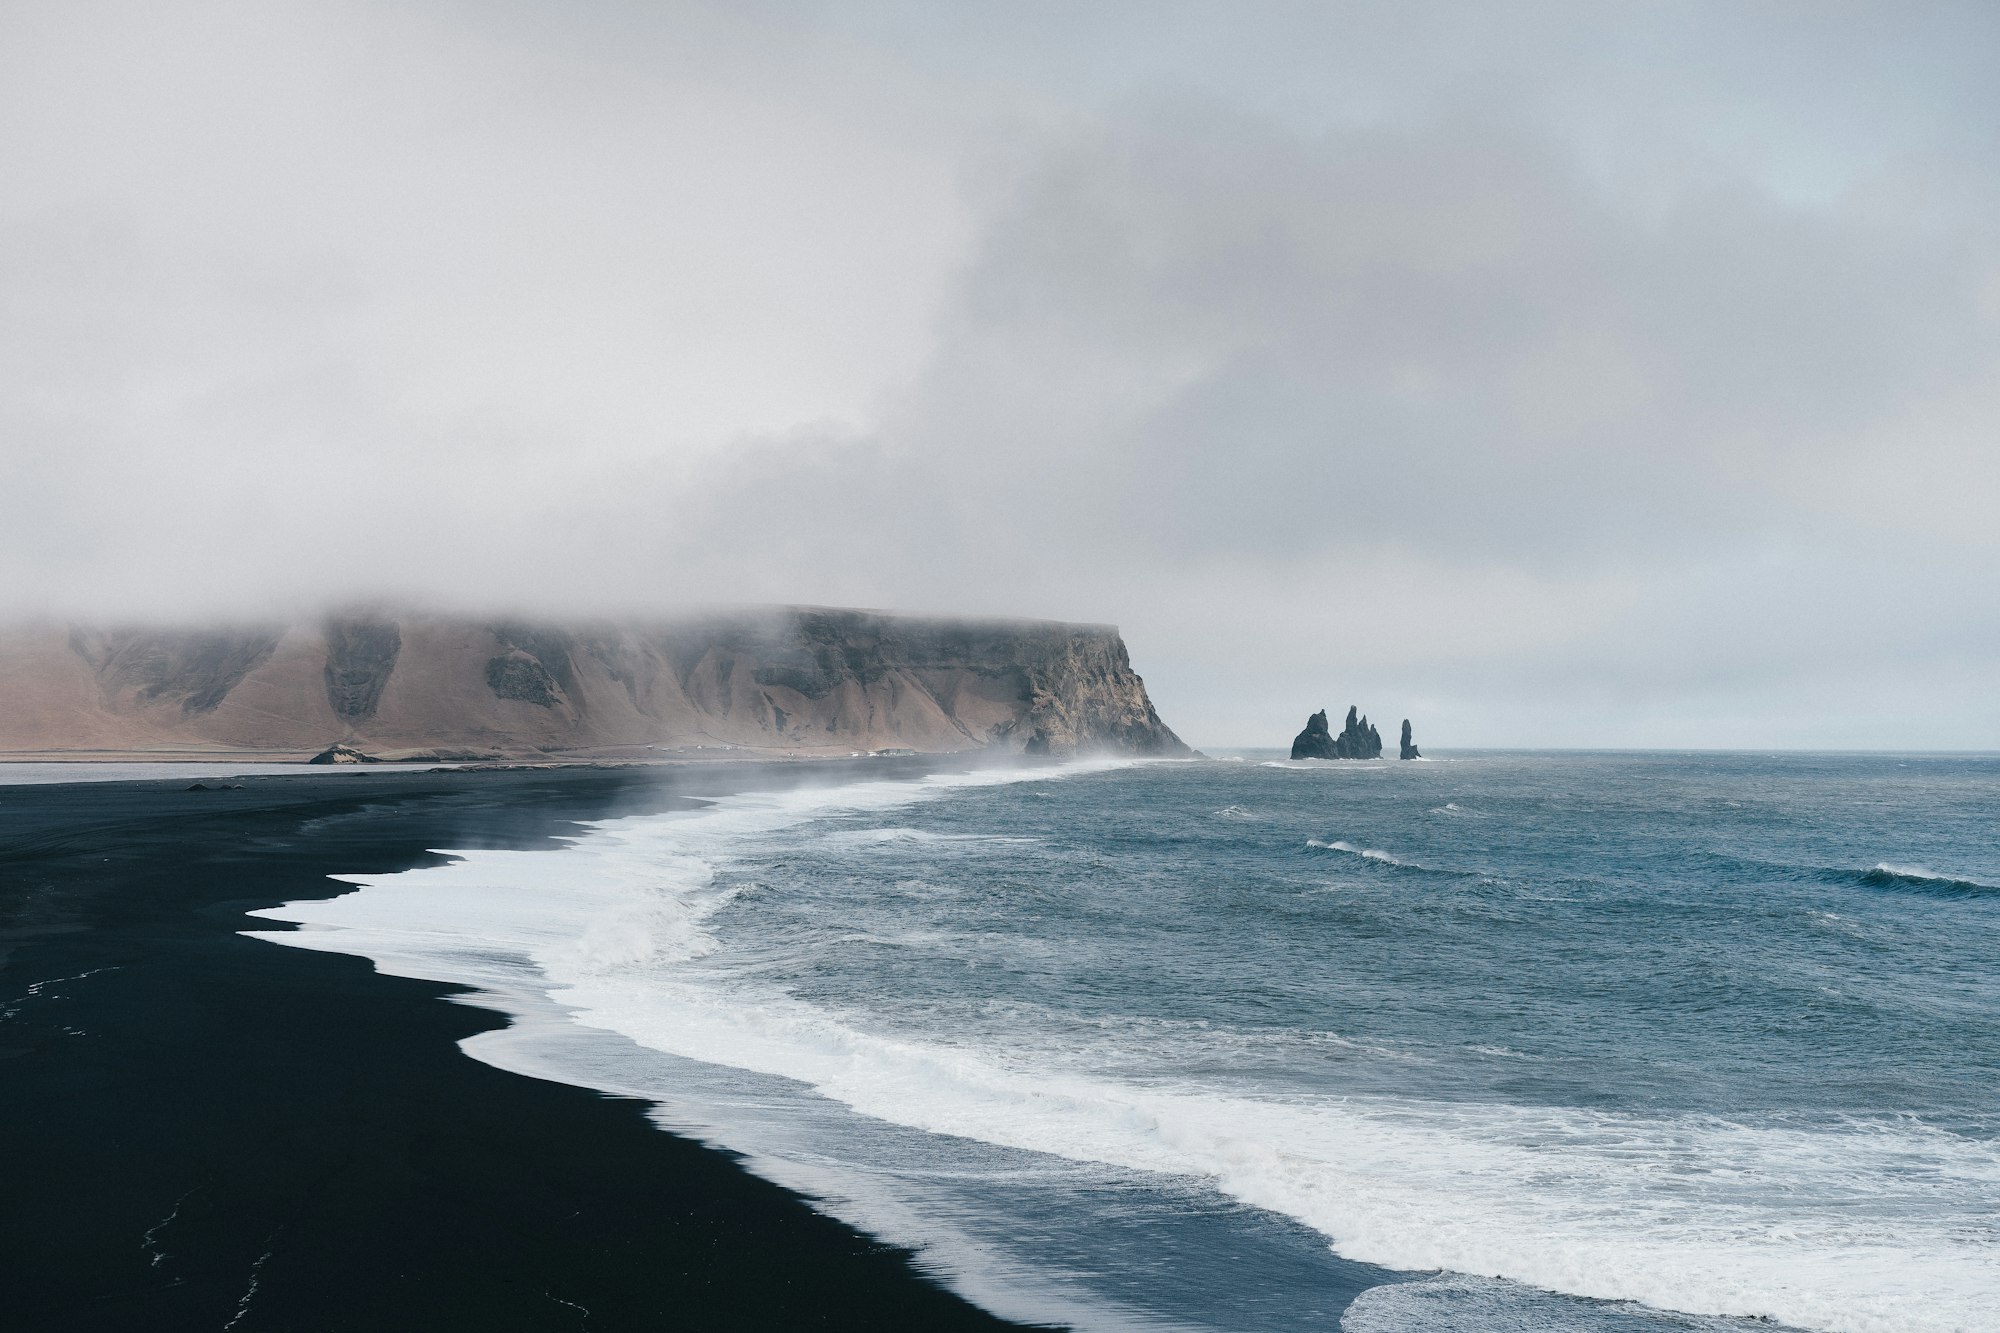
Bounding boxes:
0 608 1191 760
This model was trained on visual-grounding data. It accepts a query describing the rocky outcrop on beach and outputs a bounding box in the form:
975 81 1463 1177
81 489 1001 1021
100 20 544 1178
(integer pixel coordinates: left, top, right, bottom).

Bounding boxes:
1290 706 1386 760
0 608 1190 760
1400 719 1420 760
307 743 382 765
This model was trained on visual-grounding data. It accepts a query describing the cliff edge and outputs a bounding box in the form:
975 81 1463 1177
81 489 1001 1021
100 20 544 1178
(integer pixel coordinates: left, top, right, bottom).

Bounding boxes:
0 608 1190 760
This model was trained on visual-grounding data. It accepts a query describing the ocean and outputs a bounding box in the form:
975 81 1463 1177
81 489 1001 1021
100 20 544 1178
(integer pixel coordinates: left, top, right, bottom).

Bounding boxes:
247 752 2000 1333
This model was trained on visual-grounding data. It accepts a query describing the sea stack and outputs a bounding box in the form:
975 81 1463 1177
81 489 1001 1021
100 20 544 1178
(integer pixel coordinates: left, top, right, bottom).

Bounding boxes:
1338 706 1383 758
1290 709 1337 760
1400 719 1420 760
1289 706 1383 760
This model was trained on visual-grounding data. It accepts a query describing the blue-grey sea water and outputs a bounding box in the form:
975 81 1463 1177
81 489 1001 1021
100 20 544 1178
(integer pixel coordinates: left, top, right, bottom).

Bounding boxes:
252 753 2000 1333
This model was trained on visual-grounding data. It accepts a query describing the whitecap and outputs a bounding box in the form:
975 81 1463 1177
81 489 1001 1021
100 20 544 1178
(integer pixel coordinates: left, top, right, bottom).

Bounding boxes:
1307 838 1413 867
244 759 2000 1333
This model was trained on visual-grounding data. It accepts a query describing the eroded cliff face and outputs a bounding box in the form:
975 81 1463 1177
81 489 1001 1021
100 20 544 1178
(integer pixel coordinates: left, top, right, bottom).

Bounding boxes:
0 608 1190 759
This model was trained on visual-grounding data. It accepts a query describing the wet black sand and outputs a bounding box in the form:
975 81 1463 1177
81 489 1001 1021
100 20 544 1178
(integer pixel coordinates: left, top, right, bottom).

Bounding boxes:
0 762 1043 1332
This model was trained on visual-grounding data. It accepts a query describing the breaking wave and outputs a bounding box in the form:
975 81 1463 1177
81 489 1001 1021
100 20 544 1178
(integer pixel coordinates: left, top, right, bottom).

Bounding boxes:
1260 759 1388 770
243 758 2000 1333
1304 840 1485 883
1853 864 2000 898
1308 838 1409 866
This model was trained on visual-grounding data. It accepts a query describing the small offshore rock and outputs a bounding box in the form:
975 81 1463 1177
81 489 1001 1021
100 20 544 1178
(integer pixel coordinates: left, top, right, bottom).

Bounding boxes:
1400 719 1421 760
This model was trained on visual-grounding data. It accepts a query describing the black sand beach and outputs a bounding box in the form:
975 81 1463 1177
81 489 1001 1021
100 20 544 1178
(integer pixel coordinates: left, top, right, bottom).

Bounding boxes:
0 762 1043 1332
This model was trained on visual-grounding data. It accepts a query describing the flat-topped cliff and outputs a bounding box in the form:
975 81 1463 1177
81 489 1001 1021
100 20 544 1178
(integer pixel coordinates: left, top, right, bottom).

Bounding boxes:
0 608 1190 760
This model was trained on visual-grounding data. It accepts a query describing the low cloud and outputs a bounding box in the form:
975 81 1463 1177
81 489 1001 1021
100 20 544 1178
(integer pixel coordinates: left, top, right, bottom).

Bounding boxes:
655 101 2000 745
6 1 1998 746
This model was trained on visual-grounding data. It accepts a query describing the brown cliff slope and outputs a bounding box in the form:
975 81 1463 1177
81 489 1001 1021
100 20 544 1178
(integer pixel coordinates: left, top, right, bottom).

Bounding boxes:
0 609 1191 760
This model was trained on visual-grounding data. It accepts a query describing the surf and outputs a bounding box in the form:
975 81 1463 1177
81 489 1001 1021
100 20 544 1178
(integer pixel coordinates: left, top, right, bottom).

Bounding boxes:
243 754 2000 1333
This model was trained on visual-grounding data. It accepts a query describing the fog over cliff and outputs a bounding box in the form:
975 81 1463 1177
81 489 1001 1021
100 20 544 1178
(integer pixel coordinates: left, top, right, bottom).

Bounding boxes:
6 1 1999 749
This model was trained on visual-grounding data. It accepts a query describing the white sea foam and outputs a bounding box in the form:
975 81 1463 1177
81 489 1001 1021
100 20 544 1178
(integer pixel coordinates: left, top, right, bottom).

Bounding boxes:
1260 759 1389 770
821 827 1038 848
1870 863 2000 892
1341 1274 1746 1333
1308 838 1412 867
247 762 2000 1333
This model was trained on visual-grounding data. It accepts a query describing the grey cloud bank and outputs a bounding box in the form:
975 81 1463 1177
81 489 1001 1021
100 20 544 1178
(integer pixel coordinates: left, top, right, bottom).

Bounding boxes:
5 0 1998 748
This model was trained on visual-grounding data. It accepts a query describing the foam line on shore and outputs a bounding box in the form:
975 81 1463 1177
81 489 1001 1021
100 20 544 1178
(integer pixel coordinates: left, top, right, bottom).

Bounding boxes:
247 761 2000 1333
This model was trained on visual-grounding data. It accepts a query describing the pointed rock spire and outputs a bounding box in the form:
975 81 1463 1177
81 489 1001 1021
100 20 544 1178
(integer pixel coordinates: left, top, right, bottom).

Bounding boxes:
1290 709 1336 759
1288 704 1405 759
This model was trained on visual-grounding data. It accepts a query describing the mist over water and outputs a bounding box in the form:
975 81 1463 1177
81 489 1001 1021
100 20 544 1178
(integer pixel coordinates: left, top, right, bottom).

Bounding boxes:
248 753 2000 1333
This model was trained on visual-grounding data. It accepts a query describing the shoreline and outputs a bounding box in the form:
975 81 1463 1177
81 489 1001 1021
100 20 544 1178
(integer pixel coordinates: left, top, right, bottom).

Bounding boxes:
0 761 1048 1332
0 746 954 764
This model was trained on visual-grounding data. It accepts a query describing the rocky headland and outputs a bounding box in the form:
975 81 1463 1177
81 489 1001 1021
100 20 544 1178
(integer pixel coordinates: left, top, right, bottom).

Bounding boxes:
0 608 1191 761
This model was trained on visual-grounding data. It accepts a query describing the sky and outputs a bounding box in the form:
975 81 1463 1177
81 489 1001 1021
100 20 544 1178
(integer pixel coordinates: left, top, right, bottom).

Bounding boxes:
4 0 1998 749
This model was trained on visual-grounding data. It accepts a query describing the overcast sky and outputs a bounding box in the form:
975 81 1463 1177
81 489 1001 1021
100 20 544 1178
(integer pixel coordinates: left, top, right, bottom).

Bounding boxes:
6 0 1998 748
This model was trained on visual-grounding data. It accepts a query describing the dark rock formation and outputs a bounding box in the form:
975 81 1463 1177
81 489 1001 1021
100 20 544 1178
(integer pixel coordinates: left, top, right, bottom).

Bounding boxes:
1337 705 1383 759
1290 705 1383 760
493 623 581 699
68 626 282 716
323 617 401 721
307 743 382 764
1400 719 1420 760
1290 710 1337 760
485 651 568 708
